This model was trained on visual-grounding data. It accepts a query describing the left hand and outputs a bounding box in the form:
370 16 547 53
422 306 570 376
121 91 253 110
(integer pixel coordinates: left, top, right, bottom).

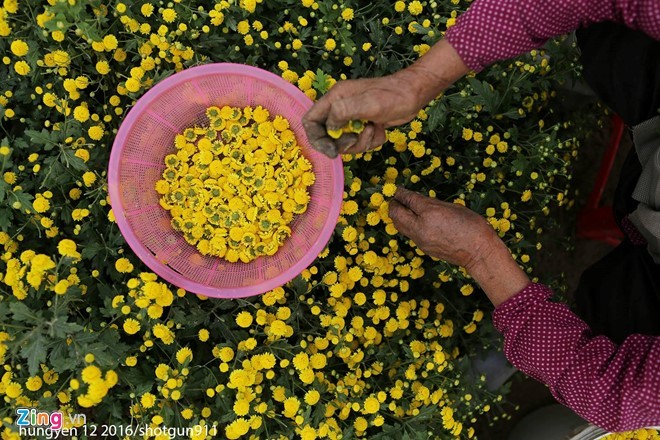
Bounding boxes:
388 188 498 271
389 188 531 305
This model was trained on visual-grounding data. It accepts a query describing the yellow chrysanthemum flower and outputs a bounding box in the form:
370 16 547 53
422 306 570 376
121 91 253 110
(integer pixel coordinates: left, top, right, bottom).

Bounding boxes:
176 347 193 364
122 318 140 335
162 8 177 23
140 392 156 408
10 39 28 56
13 60 30 76
32 196 50 213
73 105 90 122
341 8 354 21
88 125 104 140
324 38 336 51
141 3 154 17
102 34 118 51
95 61 110 75
235 311 253 328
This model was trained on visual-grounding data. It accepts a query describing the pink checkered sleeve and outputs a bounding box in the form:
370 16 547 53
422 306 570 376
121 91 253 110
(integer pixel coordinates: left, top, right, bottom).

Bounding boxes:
445 0 660 71
492 283 660 432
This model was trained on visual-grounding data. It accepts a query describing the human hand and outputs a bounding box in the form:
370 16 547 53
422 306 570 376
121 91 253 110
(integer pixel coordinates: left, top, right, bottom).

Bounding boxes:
301 69 428 158
388 188 530 306
388 188 498 271
302 39 469 158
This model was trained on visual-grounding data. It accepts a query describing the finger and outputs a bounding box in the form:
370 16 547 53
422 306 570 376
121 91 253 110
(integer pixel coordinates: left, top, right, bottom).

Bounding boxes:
344 124 387 155
388 199 419 238
336 133 358 153
341 143 365 155
303 80 363 127
313 137 340 158
302 121 356 158
351 123 376 153
392 187 429 215
302 118 342 158
326 95 369 130
302 92 335 126
302 119 328 144
371 123 387 147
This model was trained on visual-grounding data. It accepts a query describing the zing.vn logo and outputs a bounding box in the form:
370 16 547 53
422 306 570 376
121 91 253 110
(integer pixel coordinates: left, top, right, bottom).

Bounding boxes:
15 408 86 430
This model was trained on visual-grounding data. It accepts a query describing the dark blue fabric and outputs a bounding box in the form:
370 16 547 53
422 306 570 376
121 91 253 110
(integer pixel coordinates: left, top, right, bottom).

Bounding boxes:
573 22 660 344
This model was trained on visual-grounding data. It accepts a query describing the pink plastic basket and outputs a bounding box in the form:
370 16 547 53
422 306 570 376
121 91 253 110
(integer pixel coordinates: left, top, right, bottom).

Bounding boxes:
108 63 344 299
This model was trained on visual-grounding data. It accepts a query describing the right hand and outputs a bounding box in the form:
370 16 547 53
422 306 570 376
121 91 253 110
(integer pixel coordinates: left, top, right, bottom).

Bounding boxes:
302 69 429 158
302 39 470 158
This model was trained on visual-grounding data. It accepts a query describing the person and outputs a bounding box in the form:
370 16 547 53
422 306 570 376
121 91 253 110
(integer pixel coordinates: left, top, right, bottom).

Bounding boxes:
302 0 660 433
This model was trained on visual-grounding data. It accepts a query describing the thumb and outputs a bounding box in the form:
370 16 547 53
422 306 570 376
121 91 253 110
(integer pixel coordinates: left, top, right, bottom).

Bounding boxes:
388 199 419 238
392 187 429 215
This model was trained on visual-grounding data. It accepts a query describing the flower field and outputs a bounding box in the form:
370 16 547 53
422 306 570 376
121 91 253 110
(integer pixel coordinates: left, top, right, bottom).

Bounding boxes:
0 0 607 439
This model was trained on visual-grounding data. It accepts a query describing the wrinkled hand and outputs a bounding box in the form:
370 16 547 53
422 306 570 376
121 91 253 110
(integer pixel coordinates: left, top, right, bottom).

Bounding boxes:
388 188 499 271
302 69 430 158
